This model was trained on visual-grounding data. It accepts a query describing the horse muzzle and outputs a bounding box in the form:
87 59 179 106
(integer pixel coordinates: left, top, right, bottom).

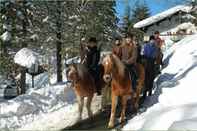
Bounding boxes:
103 74 112 83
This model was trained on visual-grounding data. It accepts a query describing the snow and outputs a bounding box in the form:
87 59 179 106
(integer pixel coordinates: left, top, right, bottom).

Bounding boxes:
134 5 193 29
26 72 49 89
14 48 39 70
159 22 197 51
42 16 49 23
0 81 102 130
181 14 196 20
30 34 39 41
3 24 12 31
162 22 197 35
0 31 11 42
123 34 197 130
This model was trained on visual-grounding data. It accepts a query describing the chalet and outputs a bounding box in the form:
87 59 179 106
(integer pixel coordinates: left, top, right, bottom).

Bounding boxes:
134 5 197 36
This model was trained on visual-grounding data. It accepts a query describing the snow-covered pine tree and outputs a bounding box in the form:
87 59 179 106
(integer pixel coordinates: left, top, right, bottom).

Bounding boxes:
132 2 150 23
130 2 150 41
39 0 118 82
73 0 118 50
0 0 36 94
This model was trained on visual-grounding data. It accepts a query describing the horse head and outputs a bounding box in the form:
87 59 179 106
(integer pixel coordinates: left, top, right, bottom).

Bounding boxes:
101 53 113 83
66 63 79 83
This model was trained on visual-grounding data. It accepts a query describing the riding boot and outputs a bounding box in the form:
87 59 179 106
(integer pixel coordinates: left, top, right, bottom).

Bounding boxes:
131 66 138 91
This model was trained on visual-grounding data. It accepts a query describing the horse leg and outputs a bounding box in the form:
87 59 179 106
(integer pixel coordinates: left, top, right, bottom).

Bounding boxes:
101 84 110 111
108 93 117 128
134 80 143 110
86 95 93 119
120 95 128 126
101 87 107 111
77 96 84 122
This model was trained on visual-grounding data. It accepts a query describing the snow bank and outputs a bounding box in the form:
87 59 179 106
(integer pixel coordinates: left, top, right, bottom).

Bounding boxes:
1 56 103 130
14 48 39 69
0 81 102 130
123 34 197 130
0 83 70 129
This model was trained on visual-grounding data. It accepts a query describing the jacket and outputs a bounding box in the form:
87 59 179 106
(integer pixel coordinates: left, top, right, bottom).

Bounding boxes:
83 46 100 69
143 40 157 59
120 42 137 65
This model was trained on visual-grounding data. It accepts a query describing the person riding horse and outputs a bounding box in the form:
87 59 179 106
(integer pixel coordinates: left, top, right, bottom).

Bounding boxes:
81 37 101 95
112 37 122 59
120 33 138 90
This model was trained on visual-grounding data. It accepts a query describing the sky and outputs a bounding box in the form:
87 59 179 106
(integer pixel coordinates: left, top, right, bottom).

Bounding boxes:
115 0 188 22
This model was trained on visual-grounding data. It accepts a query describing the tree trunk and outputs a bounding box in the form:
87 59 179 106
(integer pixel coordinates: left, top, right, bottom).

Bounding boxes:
20 67 26 94
56 1 62 82
20 0 28 94
56 32 62 82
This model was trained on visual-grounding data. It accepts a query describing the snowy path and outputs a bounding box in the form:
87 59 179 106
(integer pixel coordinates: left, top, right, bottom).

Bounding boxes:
18 94 102 130
65 98 146 130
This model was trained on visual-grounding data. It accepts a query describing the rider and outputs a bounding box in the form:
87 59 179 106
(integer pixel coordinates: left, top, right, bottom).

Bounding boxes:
120 33 138 90
112 37 122 59
82 37 101 95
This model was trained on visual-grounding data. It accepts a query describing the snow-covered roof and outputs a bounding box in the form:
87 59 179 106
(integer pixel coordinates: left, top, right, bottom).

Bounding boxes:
14 48 39 69
134 5 193 29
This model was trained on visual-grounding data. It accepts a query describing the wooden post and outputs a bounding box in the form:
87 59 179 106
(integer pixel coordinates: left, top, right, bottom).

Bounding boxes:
32 75 34 88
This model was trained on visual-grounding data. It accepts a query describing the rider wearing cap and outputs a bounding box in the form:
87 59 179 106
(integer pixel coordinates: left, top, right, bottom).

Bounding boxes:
112 37 122 59
82 37 101 95
120 33 138 90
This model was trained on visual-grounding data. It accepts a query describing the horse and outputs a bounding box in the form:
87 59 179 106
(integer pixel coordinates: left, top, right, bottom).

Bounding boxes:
66 63 96 122
101 53 145 128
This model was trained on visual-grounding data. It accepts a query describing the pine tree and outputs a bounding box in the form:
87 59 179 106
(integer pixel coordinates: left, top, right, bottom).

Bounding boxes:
130 2 151 41
0 0 36 94
119 0 133 36
132 3 150 23
1 0 118 84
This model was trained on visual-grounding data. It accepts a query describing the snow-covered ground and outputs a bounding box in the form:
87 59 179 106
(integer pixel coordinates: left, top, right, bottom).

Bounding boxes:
1 33 197 130
0 54 104 130
123 34 197 130
0 77 103 130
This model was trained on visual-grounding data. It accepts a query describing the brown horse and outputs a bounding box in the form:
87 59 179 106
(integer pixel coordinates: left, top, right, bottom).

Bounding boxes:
101 53 145 128
66 63 96 122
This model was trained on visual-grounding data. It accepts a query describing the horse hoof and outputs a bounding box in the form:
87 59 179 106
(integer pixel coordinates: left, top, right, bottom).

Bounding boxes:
108 122 114 129
119 117 126 123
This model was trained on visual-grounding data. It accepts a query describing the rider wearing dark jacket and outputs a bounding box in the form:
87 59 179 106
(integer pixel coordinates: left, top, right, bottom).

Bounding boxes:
82 37 101 94
83 37 100 70
143 35 157 98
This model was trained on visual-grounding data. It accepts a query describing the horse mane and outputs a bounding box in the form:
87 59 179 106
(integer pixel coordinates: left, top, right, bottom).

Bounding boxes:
110 54 125 77
75 63 89 80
